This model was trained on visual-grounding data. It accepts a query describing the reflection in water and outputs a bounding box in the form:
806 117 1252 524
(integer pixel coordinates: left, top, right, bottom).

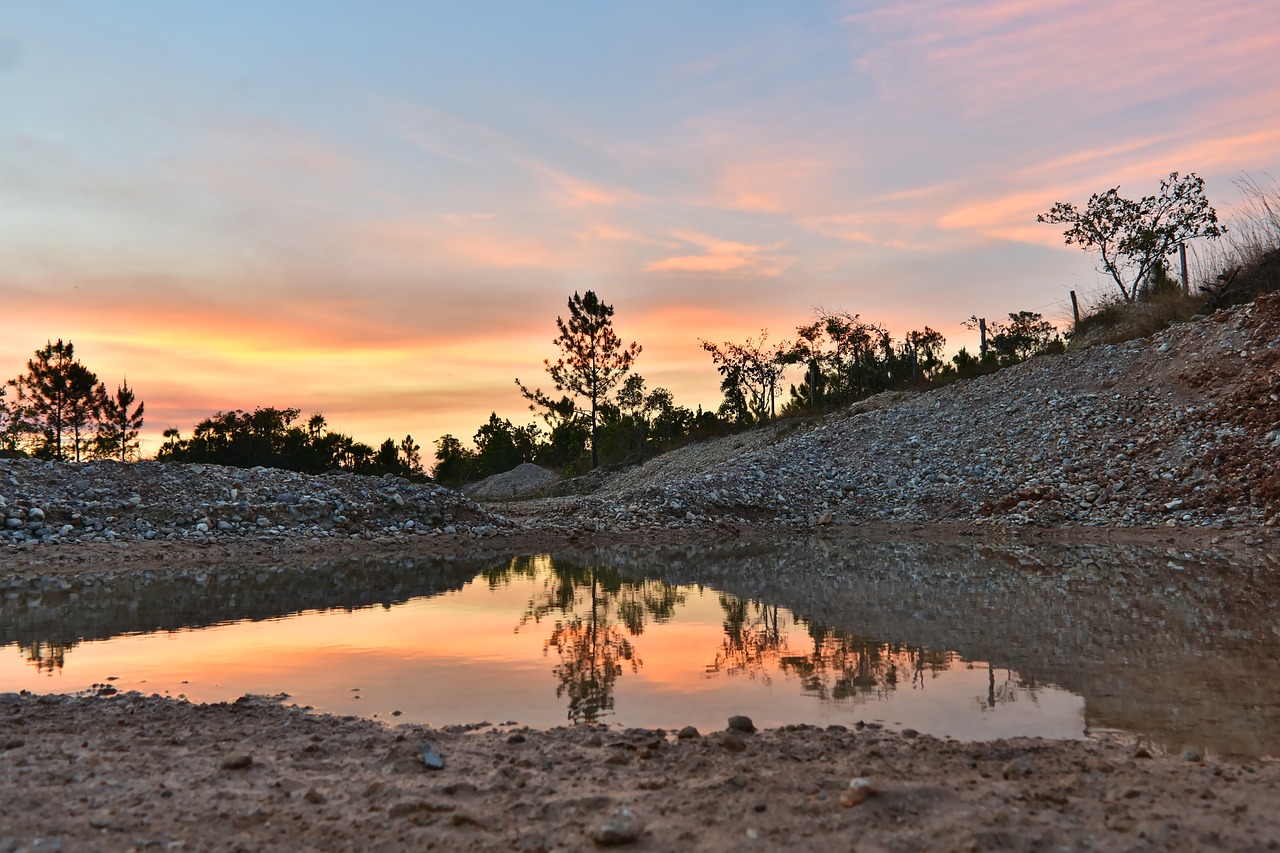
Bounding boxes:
1 537 1278 756
21 639 72 673
486 556 673 722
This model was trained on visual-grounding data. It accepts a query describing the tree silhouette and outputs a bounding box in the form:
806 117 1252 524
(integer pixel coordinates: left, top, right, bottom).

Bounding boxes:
700 331 791 423
11 340 104 461
1039 171 1223 303
96 379 146 462
517 291 641 469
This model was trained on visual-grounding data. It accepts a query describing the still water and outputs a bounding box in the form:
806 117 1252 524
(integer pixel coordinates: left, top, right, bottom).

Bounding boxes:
3 539 1278 757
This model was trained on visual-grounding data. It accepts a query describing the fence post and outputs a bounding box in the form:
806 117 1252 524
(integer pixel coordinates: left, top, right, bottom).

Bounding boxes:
1180 243 1190 297
979 318 988 361
1069 290 1081 332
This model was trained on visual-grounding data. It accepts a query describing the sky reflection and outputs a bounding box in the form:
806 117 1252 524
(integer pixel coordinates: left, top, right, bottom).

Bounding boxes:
0 555 1082 739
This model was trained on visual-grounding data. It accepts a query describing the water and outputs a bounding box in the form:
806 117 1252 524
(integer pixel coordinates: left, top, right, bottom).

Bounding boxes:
3 538 1278 758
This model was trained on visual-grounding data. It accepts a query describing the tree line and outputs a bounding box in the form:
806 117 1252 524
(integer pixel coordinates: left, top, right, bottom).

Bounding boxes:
1 340 145 462
430 290 1068 486
157 409 426 479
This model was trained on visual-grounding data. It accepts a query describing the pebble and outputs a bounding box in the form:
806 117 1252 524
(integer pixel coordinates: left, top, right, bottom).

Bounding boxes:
419 744 445 770
727 715 756 734
590 805 645 846
839 778 877 807
221 754 253 770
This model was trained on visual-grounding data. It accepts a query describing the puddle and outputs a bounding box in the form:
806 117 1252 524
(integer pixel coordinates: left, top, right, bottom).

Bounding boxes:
2 539 1278 758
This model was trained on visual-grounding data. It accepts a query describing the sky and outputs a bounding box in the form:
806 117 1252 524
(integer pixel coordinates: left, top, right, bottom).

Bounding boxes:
3 1 1279 460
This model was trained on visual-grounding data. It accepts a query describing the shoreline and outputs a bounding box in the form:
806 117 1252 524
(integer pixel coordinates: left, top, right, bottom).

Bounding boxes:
2 691 1277 851
3 517 1276 577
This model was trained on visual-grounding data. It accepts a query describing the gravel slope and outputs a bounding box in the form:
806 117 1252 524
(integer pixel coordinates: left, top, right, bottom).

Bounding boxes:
509 293 1280 535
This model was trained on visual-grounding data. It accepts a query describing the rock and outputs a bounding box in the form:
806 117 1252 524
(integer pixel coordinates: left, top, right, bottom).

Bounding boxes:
839 778 877 808
717 732 747 752
222 754 253 770
1002 758 1033 779
676 726 700 739
420 744 446 770
27 507 44 522
590 805 645 846
727 715 756 734
1182 748 1203 763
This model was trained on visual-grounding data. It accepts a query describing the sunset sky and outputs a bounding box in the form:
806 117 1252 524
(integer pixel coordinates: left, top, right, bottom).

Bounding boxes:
4 1 1278 460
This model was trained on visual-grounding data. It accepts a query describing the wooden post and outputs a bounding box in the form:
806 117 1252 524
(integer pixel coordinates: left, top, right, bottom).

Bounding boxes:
979 318 988 361
1180 243 1190 297
1069 290 1081 331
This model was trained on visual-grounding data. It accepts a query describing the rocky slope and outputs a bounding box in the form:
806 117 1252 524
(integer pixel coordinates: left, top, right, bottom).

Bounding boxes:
0 460 504 549
513 292 1280 534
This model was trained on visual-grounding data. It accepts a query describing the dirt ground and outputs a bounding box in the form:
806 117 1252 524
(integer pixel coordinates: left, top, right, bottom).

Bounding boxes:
2 691 1278 852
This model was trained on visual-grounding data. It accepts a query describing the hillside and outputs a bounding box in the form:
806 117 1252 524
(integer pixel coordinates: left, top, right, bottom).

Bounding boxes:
510 292 1280 535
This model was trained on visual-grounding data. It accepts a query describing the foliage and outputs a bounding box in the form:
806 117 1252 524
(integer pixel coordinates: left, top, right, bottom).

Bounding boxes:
700 331 791 424
517 291 642 469
5 340 143 462
962 312 1065 367
0 384 23 456
96 380 146 462
158 405 424 479
1038 171 1224 303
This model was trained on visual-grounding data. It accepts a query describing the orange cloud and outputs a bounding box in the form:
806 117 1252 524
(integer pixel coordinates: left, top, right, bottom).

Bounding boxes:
644 231 791 276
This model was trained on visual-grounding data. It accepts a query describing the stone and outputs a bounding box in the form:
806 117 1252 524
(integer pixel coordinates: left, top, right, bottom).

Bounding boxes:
717 732 747 752
590 805 645 846
676 726 700 739
727 715 756 734
839 778 877 808
222 754 253 770
420 744 446 770
1002 758 1033 779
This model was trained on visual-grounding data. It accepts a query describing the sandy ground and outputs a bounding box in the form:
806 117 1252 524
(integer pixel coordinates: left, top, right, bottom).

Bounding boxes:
2 692 1278 852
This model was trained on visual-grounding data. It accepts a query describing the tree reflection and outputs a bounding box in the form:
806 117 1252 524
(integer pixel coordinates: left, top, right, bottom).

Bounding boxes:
20 639 76 673
485 556 685 723
709 595 786 684
974 661 1041 710
708 593 952 703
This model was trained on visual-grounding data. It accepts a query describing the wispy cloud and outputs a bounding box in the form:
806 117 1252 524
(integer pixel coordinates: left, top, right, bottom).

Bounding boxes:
644 231 791 276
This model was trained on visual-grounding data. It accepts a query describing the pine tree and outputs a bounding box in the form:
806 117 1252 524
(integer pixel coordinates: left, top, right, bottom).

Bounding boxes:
517 291 641 469
97 379 146 462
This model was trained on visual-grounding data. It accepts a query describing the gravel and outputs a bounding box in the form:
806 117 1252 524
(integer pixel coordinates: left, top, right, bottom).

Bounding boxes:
0 460 505 550
516 292 1280 534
